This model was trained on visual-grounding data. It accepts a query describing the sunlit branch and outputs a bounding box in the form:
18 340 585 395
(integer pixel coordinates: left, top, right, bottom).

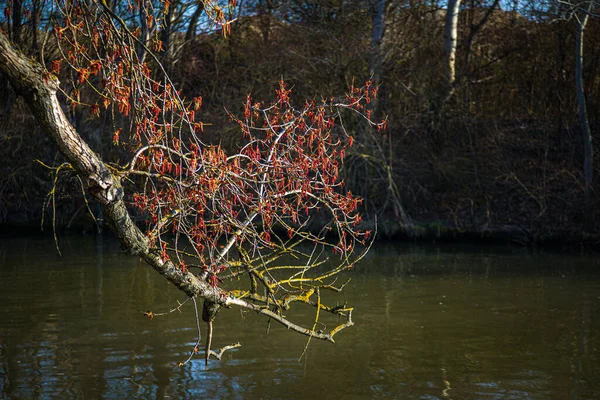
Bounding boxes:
129 144 188 172
227 296 354 343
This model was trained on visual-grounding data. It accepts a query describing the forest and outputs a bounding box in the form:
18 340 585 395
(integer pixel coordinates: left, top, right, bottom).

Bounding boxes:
1 0 599 246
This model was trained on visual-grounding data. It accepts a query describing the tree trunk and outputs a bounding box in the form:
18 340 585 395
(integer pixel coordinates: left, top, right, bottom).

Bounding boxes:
369 0 386 85
138 0 151 64
185 3 205 44
463 0 499 73
443 0 461 100
575 1 594 196
161 1 177 72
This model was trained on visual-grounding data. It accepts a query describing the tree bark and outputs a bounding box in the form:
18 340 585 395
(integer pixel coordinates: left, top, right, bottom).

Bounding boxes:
443 0 461 99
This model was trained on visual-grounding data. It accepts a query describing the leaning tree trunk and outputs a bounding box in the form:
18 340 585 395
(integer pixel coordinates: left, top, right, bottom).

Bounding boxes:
575 1 594 196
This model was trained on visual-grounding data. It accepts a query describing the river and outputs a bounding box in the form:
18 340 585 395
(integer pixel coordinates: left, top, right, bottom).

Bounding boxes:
0 235 599 399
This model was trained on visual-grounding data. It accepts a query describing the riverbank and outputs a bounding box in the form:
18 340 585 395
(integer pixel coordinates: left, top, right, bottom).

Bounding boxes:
2 218 598 252
387 221 600 250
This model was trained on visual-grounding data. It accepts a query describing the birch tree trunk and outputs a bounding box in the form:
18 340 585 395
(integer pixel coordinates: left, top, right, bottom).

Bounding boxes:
444 0 461 100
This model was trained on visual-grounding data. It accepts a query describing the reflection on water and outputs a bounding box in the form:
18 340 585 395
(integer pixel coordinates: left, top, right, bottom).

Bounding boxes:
1 236 599 399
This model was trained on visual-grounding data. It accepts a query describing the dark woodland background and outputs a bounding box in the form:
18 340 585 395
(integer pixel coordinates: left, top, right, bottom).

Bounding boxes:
1 0 599 246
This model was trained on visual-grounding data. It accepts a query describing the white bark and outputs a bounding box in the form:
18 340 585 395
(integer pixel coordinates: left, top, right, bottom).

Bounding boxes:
444 0 462 95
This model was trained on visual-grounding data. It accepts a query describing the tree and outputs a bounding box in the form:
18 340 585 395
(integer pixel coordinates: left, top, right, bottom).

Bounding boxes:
444 0 462 100
463 0 501 75
0 0 381 365
572 0 595 196
365 0 410 226
551 0 596 197
369 0 386 87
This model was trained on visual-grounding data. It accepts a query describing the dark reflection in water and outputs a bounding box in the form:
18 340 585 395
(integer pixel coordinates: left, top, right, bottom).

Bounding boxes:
1 236 599 399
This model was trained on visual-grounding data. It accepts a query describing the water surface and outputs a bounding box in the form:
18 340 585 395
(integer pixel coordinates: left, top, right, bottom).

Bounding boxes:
0 236 599 399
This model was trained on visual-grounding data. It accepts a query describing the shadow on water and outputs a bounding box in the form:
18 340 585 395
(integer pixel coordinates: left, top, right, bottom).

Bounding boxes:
0 235 599 399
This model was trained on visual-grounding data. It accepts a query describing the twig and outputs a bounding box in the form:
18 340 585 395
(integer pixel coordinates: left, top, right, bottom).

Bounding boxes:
178 297 202 367
207 343 241 361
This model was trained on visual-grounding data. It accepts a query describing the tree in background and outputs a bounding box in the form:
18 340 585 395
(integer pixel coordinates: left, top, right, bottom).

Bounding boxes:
1 0 598 256
0 0 381 365
568 0 596 197
444 0 461 102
